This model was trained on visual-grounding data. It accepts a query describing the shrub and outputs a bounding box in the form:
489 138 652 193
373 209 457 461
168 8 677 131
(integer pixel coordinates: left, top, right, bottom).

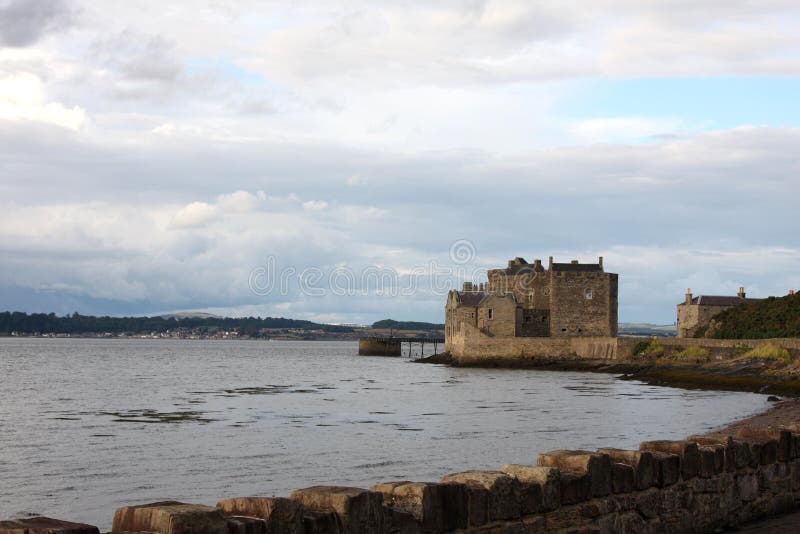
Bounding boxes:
674 345 710 360
741 343 793 363
633 339 664 358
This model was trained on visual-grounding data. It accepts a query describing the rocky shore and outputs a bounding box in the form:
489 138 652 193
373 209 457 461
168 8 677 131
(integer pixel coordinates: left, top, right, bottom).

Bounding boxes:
416 352 800 396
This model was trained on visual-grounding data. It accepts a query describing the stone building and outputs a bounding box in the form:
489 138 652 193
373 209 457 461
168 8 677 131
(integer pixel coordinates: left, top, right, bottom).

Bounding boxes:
445 256 618 349
676 287 761 338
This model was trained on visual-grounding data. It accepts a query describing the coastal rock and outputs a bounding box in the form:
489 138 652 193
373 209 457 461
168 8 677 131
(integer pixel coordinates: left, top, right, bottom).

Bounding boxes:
597 448 656 490
646 452 680 487
216 497 304 534
289 486 383 534
639 440 700 480
370 481 466 531
537 450 611 497
224 516 267 534
441 471 520 521
500 464 560 512
301 510 340 534
0 517 100 534
111 501 228 534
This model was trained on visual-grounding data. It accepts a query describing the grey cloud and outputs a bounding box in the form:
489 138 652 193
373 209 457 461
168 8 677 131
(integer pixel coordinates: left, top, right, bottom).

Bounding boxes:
0 0 73 47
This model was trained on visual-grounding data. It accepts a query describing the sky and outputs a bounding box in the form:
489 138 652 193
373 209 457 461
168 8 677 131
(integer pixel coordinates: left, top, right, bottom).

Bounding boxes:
1 0 799 325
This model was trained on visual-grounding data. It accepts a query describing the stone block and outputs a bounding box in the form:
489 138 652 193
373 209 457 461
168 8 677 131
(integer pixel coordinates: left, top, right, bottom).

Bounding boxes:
500 464 560 512
697 445 724 478
597 448 656 490
441 471 520 521
635 488 660 520
647 452 679 487
289 486 383 534
460 482 489 527
688 434 736 472
736 472 758 502
639 440 699 480
216 497 303 534
381 506 419 534
225 516 267 534
301 510 340 534
611 462 635 494
111 501 228 534
558 471 591 505
370 481 466 532
731 439 754 470
0 517 100 534
737 428 792 462
537 450 611 497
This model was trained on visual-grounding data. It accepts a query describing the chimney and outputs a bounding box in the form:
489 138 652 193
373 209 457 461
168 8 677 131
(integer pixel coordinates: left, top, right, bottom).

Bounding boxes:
534 259 542 271
463 282 474 292
685 288 693 305
598 256 604 271
548 256 553 270
738 286 746 298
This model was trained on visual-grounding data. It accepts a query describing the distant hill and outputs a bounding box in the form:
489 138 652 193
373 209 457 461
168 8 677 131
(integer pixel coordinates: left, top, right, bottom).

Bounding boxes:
372 319 445 331
159 312 222 320
618 323 677 337
701 293 800 339
0 311 353 335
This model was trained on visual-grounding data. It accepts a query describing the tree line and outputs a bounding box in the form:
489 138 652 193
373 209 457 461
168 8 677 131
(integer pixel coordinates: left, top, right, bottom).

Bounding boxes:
0 311 354 336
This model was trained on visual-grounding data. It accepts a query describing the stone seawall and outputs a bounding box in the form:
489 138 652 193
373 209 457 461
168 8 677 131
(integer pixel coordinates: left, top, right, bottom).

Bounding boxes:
6 405 800 533
446 324 800 363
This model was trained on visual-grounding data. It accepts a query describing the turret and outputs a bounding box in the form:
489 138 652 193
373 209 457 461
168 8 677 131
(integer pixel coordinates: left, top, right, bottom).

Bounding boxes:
738 287 746 298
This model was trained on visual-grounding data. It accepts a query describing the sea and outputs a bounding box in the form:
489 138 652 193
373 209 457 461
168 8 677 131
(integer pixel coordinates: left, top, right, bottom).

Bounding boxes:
0 338 769 529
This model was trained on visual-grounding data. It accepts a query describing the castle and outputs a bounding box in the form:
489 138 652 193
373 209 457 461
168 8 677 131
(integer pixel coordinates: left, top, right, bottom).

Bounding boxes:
445 256 618 356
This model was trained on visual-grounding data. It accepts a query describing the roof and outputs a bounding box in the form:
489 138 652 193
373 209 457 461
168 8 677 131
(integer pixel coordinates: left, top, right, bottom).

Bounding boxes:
683 296 763 307
456 291 489 307
551 262 603 272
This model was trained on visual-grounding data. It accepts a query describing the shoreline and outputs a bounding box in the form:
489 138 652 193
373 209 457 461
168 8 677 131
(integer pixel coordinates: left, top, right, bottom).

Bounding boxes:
416 352 800 396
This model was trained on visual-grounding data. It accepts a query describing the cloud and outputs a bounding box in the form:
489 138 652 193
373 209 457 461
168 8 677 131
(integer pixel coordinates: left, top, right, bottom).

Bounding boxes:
171 201 217 229
0 71 85 130
302 200 328 211
346 174 367 186
0 0 73 47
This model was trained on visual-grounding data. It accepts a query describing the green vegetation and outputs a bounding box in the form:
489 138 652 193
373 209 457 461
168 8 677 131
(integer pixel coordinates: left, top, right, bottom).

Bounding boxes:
673 345 710 360
0 311 353 336
702 293 800 339
741 343 793 363
372 319 444 331
633 339 664 358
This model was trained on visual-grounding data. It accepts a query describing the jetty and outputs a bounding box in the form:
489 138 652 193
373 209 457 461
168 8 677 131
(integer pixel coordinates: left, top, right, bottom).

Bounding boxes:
358 336 444 357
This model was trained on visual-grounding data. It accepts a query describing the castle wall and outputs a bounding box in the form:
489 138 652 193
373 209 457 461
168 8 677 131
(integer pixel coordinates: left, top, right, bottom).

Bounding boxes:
549 272 615 337
677 304 732 338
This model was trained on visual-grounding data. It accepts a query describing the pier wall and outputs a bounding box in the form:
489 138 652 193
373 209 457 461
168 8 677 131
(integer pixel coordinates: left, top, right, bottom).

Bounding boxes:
358 338 402 356
8 424 800 533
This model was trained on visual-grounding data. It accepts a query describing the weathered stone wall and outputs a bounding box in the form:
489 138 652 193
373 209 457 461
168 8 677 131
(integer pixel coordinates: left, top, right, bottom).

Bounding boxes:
12 424 800 533
549 272 617 338
447 329 800 363
677 303 732 338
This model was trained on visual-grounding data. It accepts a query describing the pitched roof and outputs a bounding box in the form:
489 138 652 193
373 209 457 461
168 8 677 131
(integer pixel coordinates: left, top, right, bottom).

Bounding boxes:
456 291 489 307
551 262 603 272
685 296 763 306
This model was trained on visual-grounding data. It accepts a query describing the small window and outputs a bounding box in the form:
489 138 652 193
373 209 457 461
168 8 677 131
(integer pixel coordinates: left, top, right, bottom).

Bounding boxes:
487 308 494 319
584 288 593 300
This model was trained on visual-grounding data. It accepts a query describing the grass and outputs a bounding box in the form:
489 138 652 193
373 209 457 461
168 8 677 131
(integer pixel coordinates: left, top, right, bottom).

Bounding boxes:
673 345 710 360
740 343 793 364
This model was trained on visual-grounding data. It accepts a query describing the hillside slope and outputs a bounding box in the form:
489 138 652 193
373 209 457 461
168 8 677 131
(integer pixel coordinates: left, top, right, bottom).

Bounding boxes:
702 292 800 338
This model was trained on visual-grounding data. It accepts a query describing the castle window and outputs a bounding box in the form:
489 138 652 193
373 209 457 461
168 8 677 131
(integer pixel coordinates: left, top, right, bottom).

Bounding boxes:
584 288 593 300
487 308 493 319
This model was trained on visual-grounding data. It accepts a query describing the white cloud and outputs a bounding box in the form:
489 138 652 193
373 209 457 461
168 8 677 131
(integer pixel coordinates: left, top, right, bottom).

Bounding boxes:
171 201 217 229
0 71 85 130
346 174 367 186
